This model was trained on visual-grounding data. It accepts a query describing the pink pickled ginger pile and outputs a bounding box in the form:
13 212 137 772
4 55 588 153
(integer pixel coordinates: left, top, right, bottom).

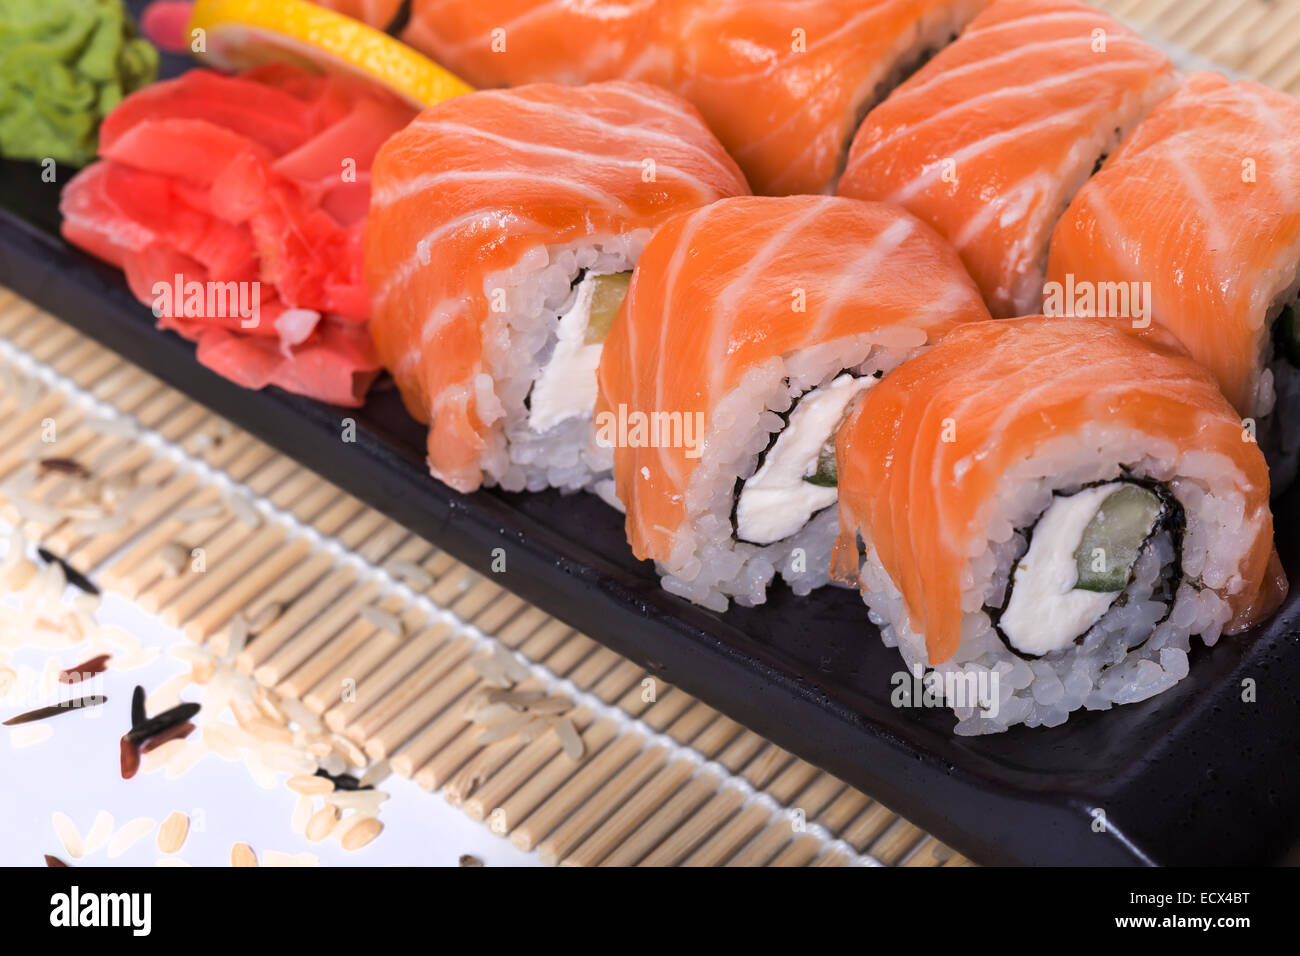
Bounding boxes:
60 64 416 406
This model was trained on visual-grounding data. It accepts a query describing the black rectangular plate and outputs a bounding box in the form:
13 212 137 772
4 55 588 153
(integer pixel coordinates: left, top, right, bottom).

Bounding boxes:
1 20 1297 865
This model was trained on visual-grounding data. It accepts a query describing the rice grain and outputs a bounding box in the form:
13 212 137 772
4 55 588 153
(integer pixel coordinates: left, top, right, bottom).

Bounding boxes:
341 816 383 851
231 842 258 867
384 558 433 590
157 812 189 854
359 605 404 637
175 503 224 523
551 717 585 760
107 818 155 859
83 810 114 857
227 493 261 528
306 805 339 842
52 812 83 859
291 796 314 835
287 774 334 796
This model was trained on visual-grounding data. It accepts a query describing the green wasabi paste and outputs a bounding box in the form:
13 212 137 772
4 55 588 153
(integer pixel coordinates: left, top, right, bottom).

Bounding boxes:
0 0 158 166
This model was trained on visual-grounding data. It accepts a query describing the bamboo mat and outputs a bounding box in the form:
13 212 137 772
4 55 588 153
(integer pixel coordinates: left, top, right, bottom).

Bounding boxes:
3 0 1294 869
0 289 972 867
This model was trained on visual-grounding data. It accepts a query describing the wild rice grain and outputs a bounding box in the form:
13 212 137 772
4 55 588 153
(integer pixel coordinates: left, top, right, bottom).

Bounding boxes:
59 654 111 684
45 855 69 867
107 818 155 859
359 605 404 638
52 812 84 859
4 695 107 725
157 812 189 854
140 721 195 754
459 854 484 867
126 702 201 744
306 805 339 842
340 816 383 851
231 843 258 867
36 548 98 595
120 736 141 779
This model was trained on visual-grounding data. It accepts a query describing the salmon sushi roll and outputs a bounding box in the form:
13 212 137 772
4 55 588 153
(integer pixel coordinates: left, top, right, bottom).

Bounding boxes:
837 0 1177 317
363 81 748 494
398 0 674 89
596 195 991 610
833 318 1287 734
671 0 991 196
1047 72 1300 489
375 0 991 197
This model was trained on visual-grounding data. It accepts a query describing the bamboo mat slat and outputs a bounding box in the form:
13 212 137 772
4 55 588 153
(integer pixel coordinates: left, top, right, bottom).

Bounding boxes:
1 0 1293 867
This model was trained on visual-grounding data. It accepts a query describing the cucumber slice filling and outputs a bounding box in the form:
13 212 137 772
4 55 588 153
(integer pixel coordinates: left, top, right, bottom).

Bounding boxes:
1072 484 1164 591
994 480 1174 657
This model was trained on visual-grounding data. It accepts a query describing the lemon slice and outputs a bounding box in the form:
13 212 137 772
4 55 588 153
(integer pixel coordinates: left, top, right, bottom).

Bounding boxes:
187 0 473 107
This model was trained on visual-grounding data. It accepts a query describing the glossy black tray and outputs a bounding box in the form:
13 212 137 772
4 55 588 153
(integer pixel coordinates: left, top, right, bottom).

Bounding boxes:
2 24 1297 865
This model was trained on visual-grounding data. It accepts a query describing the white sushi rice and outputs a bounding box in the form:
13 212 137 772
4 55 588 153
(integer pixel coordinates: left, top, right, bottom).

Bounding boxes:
648 336 923 612
475 233 649 493
851 422 1264 734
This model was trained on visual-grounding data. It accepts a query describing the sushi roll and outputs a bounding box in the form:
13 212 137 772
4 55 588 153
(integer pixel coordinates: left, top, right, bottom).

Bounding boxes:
363 81 748 494
670 0 992 195
836 0 1177 316
832 318 1288 734
396 0 673 88
368 0 992 196
596 195 991 610
1047 72 1300 490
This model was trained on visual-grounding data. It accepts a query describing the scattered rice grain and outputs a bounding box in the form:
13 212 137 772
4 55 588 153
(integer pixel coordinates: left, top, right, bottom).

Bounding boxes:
551 717 584 760
227 494 261 528
51 812 84 859
290 795 314 835
384 558 433 590
157 811 189 854
231 842 258 867
359 605 404 638
305 805 339 842
107 817 155 859
174 502 224 523
287 773 334 796
340 816 383 851
83 811 114 856
156 543 188 578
